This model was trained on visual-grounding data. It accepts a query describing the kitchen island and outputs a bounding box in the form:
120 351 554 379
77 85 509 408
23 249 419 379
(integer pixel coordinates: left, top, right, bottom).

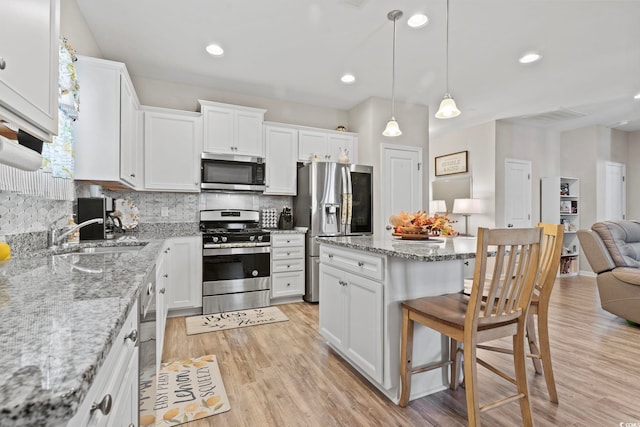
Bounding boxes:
0 228 196 426
316 235 478 404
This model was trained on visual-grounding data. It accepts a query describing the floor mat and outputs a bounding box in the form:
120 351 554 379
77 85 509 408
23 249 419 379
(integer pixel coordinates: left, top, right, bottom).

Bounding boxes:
139 354 230 426
185 306 289 335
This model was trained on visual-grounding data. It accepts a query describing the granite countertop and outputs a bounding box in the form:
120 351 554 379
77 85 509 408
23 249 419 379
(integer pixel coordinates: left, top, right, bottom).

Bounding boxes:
265 229 307 234
316 235 479 261
0 229 197 426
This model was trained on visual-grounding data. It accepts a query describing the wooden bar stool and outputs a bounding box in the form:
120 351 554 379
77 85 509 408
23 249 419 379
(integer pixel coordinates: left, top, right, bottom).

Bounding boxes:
399 227 543 427
477 223 564 403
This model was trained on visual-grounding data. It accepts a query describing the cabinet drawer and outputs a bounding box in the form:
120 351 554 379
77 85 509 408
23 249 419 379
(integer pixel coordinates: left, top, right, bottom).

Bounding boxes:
271 233 304 248
272 258 305 273
320 245 384 281
272 271 305 297
272 246 304 260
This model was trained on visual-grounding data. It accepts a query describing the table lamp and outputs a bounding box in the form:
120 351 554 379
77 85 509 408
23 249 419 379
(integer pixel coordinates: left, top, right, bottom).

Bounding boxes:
453 198 481 236
430 200 447 214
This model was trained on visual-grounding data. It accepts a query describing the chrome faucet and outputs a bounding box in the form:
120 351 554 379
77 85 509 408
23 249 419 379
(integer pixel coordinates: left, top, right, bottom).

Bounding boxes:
47 217 104 248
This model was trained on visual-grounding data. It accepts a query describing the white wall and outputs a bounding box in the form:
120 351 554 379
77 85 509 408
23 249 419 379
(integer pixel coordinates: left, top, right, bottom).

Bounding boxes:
60 0 102 57
349 97 429 236
131 77 349 132
495 121 561 226
430 122 496 235
627 131 640 219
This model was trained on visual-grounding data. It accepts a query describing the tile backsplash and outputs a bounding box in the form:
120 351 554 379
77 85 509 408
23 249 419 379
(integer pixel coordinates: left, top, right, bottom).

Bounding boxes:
2 184 293 238
0 192 72 235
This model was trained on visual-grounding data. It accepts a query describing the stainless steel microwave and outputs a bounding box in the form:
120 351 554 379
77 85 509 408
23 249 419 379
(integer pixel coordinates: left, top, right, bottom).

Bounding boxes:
201 153 266 192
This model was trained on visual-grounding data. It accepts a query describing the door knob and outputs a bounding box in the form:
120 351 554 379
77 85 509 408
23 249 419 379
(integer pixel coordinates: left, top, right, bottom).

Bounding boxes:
508 224 514 228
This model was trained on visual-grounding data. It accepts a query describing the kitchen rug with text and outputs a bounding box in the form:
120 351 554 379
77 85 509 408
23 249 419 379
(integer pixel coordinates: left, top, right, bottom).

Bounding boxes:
185 306 289 335
139 354 230 426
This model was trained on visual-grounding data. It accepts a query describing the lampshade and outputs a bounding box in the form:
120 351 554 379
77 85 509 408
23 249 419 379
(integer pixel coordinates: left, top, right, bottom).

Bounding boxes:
430 200 447 214
382 118 402 137
452 198 481 214
435 0 461 120
435 94 461 119
383 10 403 137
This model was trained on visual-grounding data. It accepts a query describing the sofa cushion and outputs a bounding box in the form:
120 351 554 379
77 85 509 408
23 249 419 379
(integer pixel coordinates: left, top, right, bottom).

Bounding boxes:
592 220 640 268
612 267 640 286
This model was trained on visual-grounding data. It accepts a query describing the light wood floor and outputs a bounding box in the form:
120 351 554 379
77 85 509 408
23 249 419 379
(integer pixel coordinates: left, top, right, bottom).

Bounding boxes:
162 276 640 426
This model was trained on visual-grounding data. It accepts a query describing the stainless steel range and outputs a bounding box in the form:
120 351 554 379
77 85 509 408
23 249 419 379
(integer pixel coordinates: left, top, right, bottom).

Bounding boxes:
200 209 271 314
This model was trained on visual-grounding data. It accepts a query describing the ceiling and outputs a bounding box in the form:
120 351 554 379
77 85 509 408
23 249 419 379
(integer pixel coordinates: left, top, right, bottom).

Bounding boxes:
75 0 640 137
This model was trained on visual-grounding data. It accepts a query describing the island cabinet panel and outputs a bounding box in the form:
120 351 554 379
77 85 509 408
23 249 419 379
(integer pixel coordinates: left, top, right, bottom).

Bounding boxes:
318 236 471 405
319 253 384 383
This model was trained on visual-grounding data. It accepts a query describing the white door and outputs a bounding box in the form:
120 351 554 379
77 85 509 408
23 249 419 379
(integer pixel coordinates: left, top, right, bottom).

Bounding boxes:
604 161 626 220
381 144 423 236
505 159 532 228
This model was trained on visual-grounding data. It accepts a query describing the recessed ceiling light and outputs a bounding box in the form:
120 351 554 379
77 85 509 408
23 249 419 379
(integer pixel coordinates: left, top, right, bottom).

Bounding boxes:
341 74 356 84
407 14 429 28
634 92 640 99
206 44 224 56
519 52 542 64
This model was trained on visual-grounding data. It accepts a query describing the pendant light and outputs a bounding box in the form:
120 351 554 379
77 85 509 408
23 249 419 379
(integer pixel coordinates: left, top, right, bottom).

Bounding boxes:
383 10 403 137
435 0 461 119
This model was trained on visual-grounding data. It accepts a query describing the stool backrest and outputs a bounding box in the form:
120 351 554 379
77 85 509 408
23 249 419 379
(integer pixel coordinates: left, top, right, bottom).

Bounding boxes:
468 227 543 330
535 223 564 301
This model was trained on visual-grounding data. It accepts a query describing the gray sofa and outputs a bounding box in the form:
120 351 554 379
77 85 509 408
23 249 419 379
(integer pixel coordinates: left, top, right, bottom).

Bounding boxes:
577 220 640 323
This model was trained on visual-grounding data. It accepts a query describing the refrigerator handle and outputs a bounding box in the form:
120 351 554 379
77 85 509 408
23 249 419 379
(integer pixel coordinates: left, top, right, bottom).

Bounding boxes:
340 167 348 226
346 169 353 226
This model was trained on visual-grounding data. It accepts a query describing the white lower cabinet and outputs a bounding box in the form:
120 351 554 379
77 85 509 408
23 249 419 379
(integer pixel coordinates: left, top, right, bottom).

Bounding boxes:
167 236 203 312
270 233 305 300
155 243 169 368
68 301 139 426
319 262 383 382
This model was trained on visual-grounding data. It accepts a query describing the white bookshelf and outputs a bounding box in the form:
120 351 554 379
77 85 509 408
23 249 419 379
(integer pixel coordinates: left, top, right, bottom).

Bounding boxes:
541 176 580 277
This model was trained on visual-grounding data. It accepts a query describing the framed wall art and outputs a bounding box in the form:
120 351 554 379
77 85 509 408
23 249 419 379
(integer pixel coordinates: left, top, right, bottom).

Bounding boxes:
435 150 468 176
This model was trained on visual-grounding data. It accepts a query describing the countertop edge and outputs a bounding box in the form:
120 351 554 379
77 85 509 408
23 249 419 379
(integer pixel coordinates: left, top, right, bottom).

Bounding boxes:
316 236 478 262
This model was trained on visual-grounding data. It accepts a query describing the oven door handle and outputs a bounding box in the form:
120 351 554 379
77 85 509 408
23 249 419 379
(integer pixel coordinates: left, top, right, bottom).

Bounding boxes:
203 246 271 256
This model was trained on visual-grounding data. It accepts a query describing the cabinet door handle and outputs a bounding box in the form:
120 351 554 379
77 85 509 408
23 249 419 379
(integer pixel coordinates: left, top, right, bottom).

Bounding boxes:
328 253 334 259
286 283 291 287
163 273 169 278
160 287 166 294
464 261 469 266
124 329 138 343
357 261 364 267
0 57 5 70
286 252 291 256
91 394 113 415
130 173 136 178
339 280 347 287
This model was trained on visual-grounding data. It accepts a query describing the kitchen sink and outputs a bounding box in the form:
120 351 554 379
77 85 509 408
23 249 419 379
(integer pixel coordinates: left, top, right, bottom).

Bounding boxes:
78 244 146 254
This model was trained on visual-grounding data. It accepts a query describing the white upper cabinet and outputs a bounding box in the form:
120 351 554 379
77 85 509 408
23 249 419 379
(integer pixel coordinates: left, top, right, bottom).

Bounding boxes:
74 56 141 189
143 106 202 192
264 123 297 195
298 128 357 164
119 77 140 187
0 0 59 141
199 100 266 156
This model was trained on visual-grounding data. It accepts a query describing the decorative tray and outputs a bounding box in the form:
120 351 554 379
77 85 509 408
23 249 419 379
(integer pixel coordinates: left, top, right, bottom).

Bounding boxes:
392 232 434 240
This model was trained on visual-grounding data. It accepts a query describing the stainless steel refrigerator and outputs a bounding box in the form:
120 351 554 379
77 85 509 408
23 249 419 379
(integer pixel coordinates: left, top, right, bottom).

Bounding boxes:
294 162 373 302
